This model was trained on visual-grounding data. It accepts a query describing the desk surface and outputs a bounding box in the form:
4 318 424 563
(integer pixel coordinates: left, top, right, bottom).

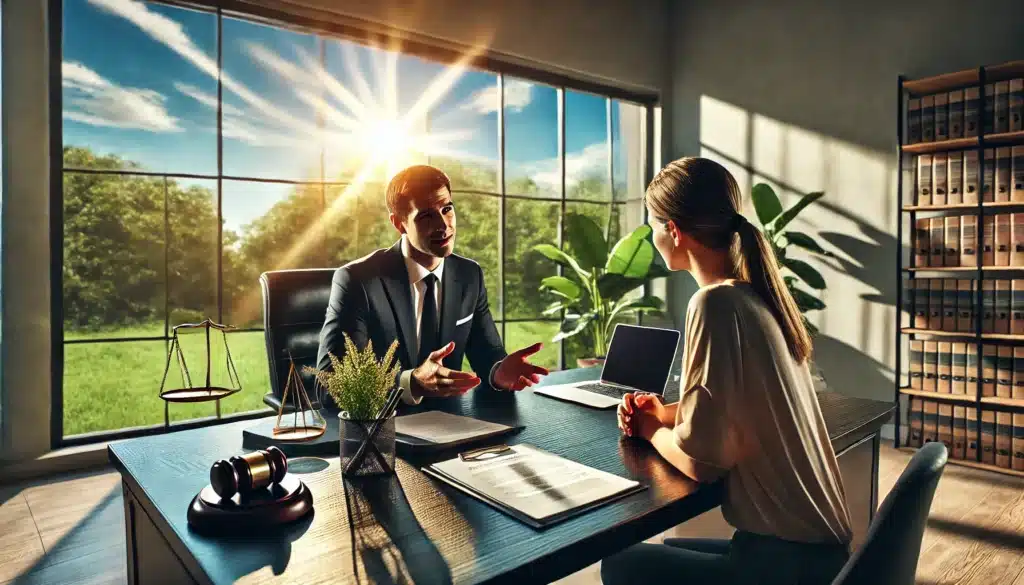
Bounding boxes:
108 367 892 585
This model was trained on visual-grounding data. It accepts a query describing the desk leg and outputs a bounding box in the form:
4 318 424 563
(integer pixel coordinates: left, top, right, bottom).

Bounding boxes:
121 481 198 585
836 432 879 550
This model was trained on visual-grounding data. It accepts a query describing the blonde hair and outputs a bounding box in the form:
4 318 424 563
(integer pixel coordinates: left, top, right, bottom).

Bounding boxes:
645 157 812 363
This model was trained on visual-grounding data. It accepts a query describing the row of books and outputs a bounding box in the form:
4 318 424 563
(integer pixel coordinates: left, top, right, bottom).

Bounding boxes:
909 340 1024 397
907 79 1024 144
912 148 1024 207
904 278 1023 334
912 214 1024 268
906 398 1023 470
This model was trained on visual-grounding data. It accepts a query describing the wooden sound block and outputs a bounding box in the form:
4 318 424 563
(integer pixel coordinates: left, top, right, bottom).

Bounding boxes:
187 474 313 535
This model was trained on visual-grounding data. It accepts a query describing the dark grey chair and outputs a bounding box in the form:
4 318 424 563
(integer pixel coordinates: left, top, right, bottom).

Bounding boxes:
259 268 336 412
831 441 948 585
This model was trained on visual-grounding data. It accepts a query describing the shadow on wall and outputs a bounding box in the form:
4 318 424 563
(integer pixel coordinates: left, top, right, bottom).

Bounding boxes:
812 333 893 402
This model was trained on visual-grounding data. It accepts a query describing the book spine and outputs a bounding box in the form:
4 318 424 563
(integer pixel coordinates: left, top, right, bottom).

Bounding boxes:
983 148 995 203
960 216 976 267
916 278 931 329
924 400 939 444
930 279 945 330
942 279 958 331
1012 146 1024 203
933 152 948 206
922 94 936 142
935 92 949 141
948 151 963 204
932 217 948 267
995 80 1009 134
952 342 967 395
1014 279 1024 335
1013 412 1024 471
1010 79 1023 133
982 410 996 464
949 89 965 139
918 155 933 206
908 97 922 144
938 342 953 394
984 83 995 136
909 397 923 448
1014 346 1024 401
967 405 979 460
957 279 973 332
983 344 997 397
909 339 924 390
1013 214 1024 265
982 215 995 266
903 278 914 328
996 214 1010 266
939 401 954 454
953 404 967 459
924 341 938 392
996 147 1011 202
998 346 1014 398
996 279 1011 333
964 150 979 203
965 86 981 138
997 410 1012 468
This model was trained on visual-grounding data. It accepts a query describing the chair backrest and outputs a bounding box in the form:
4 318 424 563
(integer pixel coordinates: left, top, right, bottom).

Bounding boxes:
832 441 948 585
259 268 336 409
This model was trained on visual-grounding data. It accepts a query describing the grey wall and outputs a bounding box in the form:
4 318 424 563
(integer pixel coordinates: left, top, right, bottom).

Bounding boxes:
668 0 1024 401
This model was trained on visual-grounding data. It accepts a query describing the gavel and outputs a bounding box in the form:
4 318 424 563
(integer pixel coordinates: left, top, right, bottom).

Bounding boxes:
209 446 288 499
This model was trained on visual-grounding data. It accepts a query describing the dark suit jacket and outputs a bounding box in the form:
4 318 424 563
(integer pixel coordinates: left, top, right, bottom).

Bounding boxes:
316 240 507 393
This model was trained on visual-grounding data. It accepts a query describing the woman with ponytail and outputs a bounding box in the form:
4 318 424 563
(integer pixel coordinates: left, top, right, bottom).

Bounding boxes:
602 157 852 585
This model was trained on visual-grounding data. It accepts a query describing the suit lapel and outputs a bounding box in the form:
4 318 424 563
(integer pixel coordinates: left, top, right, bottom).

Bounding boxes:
380 241 418 368
439 258 463 355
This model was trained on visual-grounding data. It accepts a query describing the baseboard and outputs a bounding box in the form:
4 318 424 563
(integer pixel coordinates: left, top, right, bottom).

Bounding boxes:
0 441 111 485
880 422 895 442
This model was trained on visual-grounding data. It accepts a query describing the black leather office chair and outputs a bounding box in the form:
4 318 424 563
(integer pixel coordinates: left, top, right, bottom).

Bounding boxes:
831 441 948 585
259 268 336 412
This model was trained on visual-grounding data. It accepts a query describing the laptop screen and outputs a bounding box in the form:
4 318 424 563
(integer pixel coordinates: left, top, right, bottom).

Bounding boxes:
601 324 680 394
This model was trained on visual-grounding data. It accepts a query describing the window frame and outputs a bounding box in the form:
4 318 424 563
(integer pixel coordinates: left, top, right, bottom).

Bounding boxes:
50 0 658 446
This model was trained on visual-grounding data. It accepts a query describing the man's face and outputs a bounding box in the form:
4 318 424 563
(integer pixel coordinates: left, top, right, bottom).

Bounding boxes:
391 186 456 258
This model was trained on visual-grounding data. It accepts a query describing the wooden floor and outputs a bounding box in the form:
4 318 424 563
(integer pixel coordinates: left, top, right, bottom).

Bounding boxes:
1 445 1022 585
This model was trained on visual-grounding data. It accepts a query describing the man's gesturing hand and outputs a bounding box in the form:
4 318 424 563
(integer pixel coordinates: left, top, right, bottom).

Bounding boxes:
411 342 481 398
493 342 550 391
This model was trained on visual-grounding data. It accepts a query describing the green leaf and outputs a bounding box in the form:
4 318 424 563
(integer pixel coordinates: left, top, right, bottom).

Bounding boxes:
606 225 654 277
542 301 569 316
783 231 833 257
597 273 646 302
610 295 664 322
564 213 608 270
532 243 591 280
540 275 582 301
554 312 597 342
782 257 826 290
751 183 783 226
773 191 824 232
790 285 826 312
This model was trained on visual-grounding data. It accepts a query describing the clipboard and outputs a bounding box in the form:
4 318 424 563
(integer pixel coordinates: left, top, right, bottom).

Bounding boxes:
422 444 646 529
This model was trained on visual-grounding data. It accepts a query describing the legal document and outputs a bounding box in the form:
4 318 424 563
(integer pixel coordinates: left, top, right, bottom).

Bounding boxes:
395 411 516 445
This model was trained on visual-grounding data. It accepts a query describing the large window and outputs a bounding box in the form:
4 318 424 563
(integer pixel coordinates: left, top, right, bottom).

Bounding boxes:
59 0 652 439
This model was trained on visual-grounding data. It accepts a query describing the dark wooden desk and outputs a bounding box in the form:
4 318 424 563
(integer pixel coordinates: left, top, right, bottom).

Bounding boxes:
109 368 892 585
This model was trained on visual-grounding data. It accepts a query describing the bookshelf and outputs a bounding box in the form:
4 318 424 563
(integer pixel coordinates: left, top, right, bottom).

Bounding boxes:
896 61 1024 478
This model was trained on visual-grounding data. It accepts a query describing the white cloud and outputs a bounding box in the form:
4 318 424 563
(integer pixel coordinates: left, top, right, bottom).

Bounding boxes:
174 81 314 148
461 79 533 115
173 82 243 116
62 61 181 132
527 142 608 189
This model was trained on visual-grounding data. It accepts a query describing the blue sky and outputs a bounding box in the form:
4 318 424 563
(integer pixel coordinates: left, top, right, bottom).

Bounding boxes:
62 0 640 231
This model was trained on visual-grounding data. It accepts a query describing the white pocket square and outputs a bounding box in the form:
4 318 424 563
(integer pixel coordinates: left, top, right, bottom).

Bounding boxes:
455 314 474 326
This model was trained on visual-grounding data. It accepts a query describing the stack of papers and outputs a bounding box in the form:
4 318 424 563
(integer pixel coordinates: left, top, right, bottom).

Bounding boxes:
395 411 518 447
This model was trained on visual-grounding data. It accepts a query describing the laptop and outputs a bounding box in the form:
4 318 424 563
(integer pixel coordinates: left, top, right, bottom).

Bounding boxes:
534 324 680 409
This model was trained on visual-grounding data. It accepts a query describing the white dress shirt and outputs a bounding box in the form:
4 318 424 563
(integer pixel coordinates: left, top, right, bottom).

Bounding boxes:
397 237 505 404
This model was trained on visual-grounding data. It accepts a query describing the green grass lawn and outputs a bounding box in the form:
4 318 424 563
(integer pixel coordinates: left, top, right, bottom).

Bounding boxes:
62 321 566 437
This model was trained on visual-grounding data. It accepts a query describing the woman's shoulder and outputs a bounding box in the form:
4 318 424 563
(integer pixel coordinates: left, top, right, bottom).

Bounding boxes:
688 281 753 313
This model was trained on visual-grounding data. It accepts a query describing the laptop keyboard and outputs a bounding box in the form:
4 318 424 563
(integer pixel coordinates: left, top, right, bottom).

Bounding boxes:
577 382 627 399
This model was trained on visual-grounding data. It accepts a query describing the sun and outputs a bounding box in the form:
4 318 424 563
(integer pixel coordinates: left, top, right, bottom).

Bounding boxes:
359 115 417 174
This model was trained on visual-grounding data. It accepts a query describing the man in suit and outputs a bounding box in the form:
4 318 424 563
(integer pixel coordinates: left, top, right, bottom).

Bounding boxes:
317 164 549 404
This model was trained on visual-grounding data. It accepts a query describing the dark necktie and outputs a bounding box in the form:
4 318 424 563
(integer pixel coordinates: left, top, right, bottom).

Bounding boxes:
418 273 440 364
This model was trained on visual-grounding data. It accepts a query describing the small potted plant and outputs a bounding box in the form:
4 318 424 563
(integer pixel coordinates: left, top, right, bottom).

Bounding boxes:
305 334 401 477
533 213 669 368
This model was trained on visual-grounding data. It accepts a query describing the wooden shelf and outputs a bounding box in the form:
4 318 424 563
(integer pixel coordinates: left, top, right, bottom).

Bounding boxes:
985 60 1024 83
902 201 1024 212
899 448 1024 478
900 388 977 405
901 328 1024 342
903 266 1024 273
902 137 978 154
903 68 979 95
981 396 1024 409
984 130 1024 147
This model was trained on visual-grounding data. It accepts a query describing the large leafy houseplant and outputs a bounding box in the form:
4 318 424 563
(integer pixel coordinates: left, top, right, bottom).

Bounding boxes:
533 213 670 363
749 183 832 333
